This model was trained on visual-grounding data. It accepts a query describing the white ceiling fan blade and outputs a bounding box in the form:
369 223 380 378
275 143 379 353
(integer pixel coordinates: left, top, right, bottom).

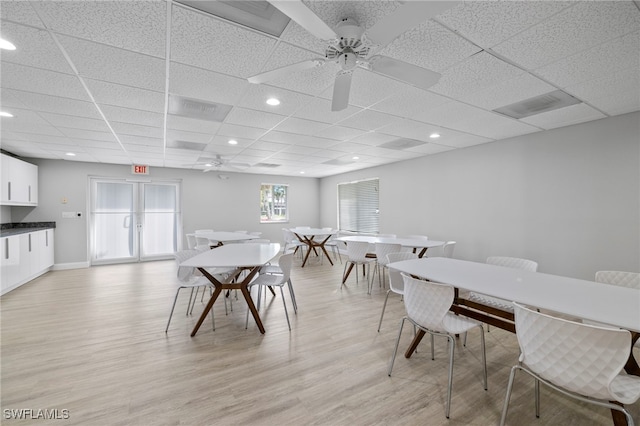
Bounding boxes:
331 72 352 112
365 1 459 50
367 56 441 91
269 1 336 40
248 59 325 84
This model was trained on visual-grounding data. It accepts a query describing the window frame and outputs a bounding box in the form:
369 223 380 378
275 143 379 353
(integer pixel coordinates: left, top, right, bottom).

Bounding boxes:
337 177 379 233
260 183 289 224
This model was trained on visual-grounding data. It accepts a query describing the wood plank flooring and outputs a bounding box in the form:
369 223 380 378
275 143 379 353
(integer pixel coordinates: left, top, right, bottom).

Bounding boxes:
1 253 638 425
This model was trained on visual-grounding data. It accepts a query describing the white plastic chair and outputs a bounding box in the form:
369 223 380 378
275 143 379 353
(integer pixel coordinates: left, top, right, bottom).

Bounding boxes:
194 229 213 234
340 241 375 290
282 228 305 257
370 242 402 292
377 252 417 332
442 241 456 258
246 253 295 330
389 273 487 419
186 234 197 249
500 302 640 426
194 235 212 250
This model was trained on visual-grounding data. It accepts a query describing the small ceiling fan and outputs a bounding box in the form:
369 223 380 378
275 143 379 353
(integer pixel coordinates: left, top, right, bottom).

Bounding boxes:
248 1 459 111
190 155 250 172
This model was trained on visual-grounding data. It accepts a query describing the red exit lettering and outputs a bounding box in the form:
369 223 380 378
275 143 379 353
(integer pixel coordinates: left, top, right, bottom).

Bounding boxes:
132 165 149 175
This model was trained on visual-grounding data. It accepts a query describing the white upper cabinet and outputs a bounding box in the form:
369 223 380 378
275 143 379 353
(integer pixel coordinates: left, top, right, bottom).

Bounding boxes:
1 154 38 206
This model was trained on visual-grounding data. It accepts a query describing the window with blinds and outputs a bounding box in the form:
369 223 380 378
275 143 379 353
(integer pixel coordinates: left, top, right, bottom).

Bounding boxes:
338 178 379 233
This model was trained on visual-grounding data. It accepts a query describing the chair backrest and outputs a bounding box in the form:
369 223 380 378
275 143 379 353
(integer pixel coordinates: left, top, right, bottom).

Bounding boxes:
513 302 631 401
487 256 538 272
186 234 197 249
402 273 454 333
195 235 211 249
194 229 213 234
442 241 456 258
378 233 397 238
346 241 372 262
386 252 418 294
595 271 640 289
277 253 294 283
375 243 402 266
282 228 297 244
174 249 204 282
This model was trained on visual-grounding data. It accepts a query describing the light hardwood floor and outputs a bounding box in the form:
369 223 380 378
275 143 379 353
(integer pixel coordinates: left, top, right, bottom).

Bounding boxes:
1 253 638 425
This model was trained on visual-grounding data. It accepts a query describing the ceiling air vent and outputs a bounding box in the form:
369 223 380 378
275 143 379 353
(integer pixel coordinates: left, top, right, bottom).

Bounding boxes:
167 140 207 151
379 138 427 150
168 95 232 122
493 90 581 119
176 1 290 37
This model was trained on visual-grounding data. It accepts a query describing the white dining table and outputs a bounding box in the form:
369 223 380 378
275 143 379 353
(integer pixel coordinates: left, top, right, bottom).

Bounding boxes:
181 242 281 335
290 228 337 267
187 231 258 246
336 235 445 258
388 257 640 426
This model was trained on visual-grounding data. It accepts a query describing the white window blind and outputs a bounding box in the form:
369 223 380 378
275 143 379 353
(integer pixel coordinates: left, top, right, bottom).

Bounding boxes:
338 178 379 233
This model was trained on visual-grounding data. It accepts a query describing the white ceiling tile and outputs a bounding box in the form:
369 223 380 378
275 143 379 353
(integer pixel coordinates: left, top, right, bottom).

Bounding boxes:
39 112 111 133
536 31 640 89
429 132 493 149
171 5 276 77
119 135 162 147
1 22 73 74
101 105 164 128
457 74 556 111
378 119 444 143
167 115 222 134
4 90 100 120
379 20 482 72
305 1 400 34
1 62 89 101
327 141 371 154
338 110 403 131
348 132 398 147
322 69 408 109
406 143 455 156
492 2 640 69
58 129 117 143
587 91 640 117
520 103 607 130
293 97 362 124
58 35 166 92
282 145 322 156
274 117 329 136
430 52 525 99
111 122 163 139
371 88 450 122
34 1 167 57
169 62 249 106
0 2 45 27
217 123 265 140
564 68 640 116
166 129 211 144
224 108 286 130
239 84 316 115
248 140 289 152
438 1 574 48
315 126 366 142
86 79 165 113
279 18 326 53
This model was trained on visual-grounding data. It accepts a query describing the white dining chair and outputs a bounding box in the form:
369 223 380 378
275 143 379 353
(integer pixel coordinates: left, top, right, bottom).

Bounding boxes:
246 253 295 330
185 234 197 249
340 241 375 290
194 229 213 234
377 252 417 332
442 241 456 258
500 302 640 426
389 273 487 419
370 242 402 292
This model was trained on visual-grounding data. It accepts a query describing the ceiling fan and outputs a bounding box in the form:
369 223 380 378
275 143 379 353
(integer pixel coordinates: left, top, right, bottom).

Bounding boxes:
190 155 250 172
248 1 459 111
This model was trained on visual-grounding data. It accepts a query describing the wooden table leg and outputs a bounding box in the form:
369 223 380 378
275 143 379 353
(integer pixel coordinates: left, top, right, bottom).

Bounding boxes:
404 329 426 358
342 263 355 284
191 271 224 337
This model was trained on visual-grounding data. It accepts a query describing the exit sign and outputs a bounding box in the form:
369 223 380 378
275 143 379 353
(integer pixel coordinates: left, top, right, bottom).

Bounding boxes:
132 165 149 175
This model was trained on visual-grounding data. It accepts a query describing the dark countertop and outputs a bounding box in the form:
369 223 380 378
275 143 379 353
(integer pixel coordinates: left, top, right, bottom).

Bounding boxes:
1 222 56 237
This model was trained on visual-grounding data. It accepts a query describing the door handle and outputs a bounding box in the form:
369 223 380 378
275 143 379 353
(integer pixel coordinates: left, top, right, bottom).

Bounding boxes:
123 216 130 228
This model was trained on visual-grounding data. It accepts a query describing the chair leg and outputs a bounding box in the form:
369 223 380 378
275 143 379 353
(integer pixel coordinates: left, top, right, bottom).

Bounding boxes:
480 326 487 390
500 365 519 426
287 279 297 313
388 317 406 376
377 290 391 332
431 333 435 360
280 286 291 330
445 334 455 419
535 378 540 418
165 288 182 332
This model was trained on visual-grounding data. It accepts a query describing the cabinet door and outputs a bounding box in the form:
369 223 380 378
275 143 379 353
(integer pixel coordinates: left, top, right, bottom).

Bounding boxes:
1 155 10 203
1 235 21 293
37 230 54 271
1 154 38 205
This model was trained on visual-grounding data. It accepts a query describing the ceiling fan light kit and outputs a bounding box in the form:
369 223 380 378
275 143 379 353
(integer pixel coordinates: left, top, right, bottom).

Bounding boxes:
248 1 459 111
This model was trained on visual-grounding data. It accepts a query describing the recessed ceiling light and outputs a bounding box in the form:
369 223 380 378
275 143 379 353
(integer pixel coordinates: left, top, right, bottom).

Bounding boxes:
205 163 212 167
299 171 305 174
430 133 440 139
0 38 16 51
266 98 280 106
65 152 76 157
352 156 359 160
0 111 14 117
228 139 238 145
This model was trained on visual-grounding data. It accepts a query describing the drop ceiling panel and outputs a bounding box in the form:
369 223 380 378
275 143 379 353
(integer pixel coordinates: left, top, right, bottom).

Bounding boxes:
370 87 450 122
166 129 212 144
217 123 266 140
315 126 366 142
321 69 407 108
437 1 574 48
248 140 289 152
34 1 167 57
86 79 165 113
119 135 163 147
38 112 111 133
58 35 166 92
4 90 100 120
1 63 89 101
258 48 337 95
101 105 164 128
379 20 482 72
169 63 249 106
167 115 222 134
338 110 403 132
224 108 286 130
348 132 398 147
564 68 640 116
492 2 640 69
1 22 73 73
520 103 606 130
0 2 45 27
378 119 445 143
171 6 276 77
110 122 163 139
292 98 362 124
535 30 640 89
57 129 116 143
457 74 557 111
273 117 329 136
238 84 316 115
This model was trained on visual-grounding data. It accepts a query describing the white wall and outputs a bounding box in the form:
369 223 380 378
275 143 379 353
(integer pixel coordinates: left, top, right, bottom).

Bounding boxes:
10 161 320 266
320 112 640 280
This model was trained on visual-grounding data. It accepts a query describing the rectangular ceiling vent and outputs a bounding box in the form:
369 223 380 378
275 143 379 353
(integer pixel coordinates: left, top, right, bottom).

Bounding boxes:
167 140 207 151
176 1 290 37
493 90 581 119
168 95 232 122
254 162 280 168
379 138 427 150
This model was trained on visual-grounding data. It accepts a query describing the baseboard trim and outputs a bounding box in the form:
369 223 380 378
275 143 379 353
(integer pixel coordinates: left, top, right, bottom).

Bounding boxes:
53 262 90 271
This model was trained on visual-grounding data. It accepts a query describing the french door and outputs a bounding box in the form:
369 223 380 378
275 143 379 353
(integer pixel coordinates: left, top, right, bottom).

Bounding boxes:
89 178 181 265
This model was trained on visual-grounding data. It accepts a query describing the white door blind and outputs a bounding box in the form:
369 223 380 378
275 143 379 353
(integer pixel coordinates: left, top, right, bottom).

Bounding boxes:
338 178 379 233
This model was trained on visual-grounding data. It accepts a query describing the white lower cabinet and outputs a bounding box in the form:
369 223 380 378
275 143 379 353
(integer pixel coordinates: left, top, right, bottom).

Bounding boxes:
0 229 54 295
